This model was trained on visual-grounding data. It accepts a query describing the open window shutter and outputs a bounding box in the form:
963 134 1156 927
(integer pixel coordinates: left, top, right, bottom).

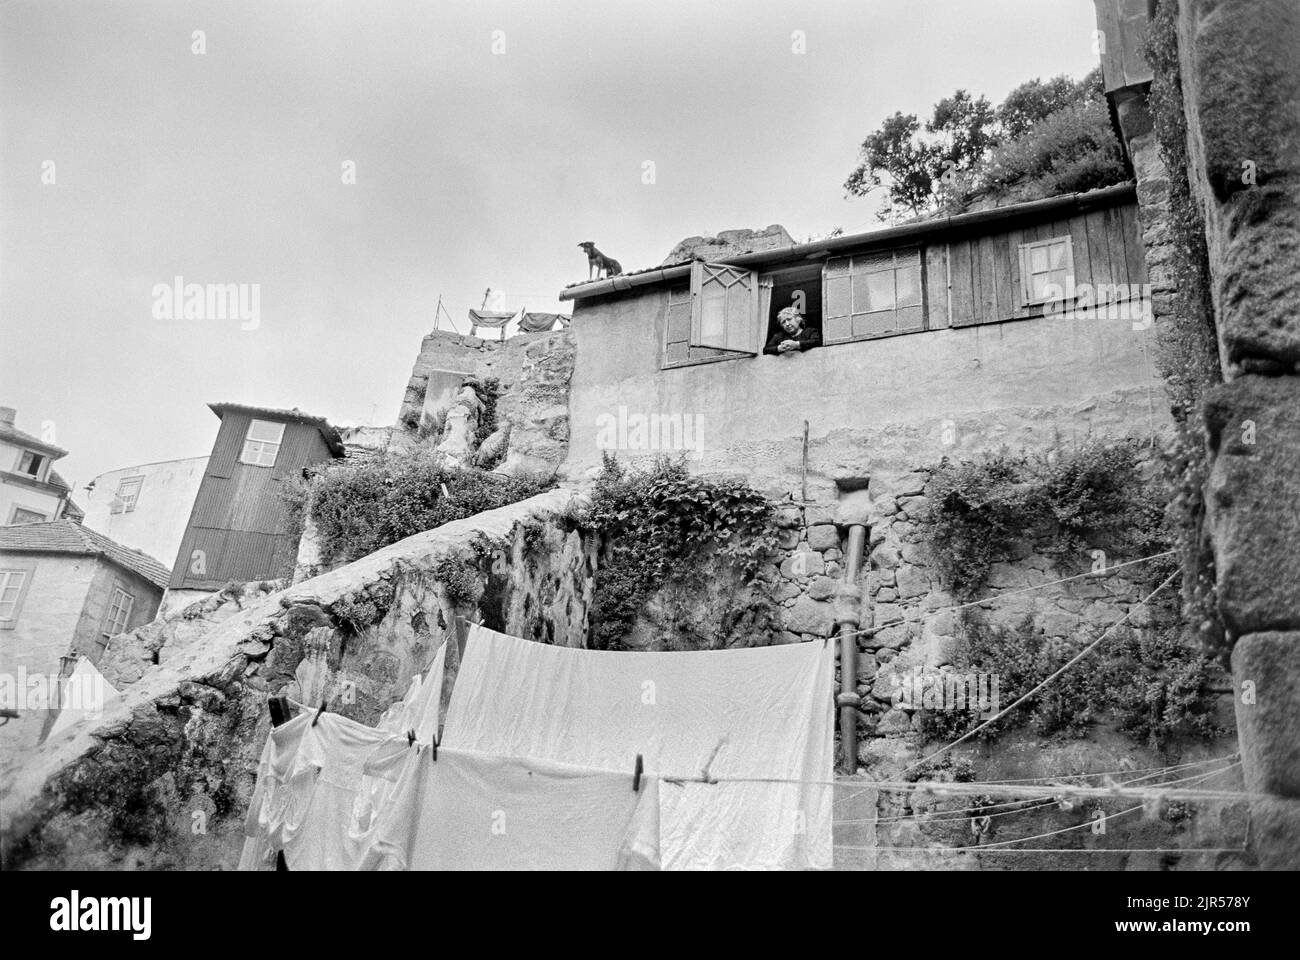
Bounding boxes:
688 261 759 354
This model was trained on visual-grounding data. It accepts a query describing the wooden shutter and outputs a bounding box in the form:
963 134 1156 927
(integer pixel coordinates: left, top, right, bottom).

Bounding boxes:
688 261 760 354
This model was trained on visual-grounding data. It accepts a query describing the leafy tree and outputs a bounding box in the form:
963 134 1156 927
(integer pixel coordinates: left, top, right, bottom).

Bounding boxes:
844 67 1122 221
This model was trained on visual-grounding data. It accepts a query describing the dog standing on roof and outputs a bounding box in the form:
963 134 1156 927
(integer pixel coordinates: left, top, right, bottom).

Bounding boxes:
578 241 623 281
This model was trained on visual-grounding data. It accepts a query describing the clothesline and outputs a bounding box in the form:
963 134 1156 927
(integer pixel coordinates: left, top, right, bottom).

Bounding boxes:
275 697 1251 804
901 568 1181 773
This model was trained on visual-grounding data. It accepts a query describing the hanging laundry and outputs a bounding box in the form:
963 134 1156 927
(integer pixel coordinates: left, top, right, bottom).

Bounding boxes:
361 746 660 871
238 711 317 871
442 625 835 870
281 710 402 871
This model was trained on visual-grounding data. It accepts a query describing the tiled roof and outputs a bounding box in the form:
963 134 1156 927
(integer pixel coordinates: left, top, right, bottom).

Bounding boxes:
0 520 170 588
0 420 67 458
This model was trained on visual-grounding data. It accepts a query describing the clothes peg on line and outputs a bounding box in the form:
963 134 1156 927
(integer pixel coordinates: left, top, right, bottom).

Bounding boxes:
407 729 416 747
268 695 292 727
633 754 644 792
431 734 439 761
312 701 326 727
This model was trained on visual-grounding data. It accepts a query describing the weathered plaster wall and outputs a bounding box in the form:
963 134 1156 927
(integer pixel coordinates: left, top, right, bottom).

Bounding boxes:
0 553 95 755
565 286 1169 499
81 458 208 572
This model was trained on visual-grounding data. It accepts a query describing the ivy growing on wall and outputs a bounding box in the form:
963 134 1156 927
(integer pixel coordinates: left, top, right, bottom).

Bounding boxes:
584 455 781 651
924 439 1169 600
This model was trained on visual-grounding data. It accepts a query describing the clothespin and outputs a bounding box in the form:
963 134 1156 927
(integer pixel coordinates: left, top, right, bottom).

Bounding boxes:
431 733 438 761
312 700 326 727
632 754 643 793
268 695 291 727
407 729 416 748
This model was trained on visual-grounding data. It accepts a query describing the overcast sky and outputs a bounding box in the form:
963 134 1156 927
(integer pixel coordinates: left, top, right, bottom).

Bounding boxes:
1 0 1101 490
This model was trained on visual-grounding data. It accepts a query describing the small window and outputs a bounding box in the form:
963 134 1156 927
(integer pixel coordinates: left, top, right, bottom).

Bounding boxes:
17 450 45 478
8 506 48 525
240 419 285 467
1019 236 1074 306
112 476 145 514
0 569 29 625
102 585 134 641
822 249 924 344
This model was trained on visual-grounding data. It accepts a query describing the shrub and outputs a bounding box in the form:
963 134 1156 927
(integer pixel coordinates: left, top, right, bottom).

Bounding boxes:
286 443 554 564
919 609 1225 749
925 439 1169 599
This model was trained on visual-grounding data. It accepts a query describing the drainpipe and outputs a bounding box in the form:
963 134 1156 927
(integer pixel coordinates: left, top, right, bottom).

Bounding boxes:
835 524 867 772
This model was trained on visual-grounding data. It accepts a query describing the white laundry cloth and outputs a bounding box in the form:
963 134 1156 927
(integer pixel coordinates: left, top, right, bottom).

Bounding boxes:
282 710 404 871
238 711 317 871
362 746 660 871
442 625 835 870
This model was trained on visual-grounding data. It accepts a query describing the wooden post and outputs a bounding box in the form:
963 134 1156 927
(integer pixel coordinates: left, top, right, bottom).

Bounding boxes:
801 420 810 502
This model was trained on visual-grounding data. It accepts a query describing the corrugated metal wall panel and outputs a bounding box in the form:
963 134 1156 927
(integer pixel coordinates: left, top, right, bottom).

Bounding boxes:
207 414 247 479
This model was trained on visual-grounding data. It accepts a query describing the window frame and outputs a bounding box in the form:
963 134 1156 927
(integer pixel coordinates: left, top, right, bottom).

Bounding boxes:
7 505 49 525
239 419 286 468
821 247 926 345
662 264 768 369
1018 235 1075 307
112 476 145 514
101 582 134 643
16 449 46 479
0 564 34 628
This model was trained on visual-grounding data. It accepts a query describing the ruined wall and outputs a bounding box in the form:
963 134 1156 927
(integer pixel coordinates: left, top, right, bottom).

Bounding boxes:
397 327 575 476
0 488 593 870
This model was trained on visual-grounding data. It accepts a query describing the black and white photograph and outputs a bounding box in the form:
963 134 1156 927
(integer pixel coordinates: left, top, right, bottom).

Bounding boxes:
0 0 1295 919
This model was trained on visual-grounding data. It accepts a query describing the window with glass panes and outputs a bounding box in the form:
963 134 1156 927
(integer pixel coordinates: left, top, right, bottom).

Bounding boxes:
102 585 134 641
112 476 144 514
822 249 924 344
0 570 29 624
1018 236 1074 305
240 419 285 467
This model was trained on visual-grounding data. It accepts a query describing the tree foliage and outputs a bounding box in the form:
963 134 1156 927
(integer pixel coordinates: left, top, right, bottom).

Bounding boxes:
844 67 1123 220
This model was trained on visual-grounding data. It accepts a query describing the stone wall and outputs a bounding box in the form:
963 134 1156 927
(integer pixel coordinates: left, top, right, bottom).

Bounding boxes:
0 488 592 870
397 327 575 477
1172 0 1300 870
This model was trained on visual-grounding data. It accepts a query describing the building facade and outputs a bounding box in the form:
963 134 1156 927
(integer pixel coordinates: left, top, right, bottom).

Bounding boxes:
168 404 344 598
557 184 1163 499
0 520 168 753
0 406 82 526
81 456 209 572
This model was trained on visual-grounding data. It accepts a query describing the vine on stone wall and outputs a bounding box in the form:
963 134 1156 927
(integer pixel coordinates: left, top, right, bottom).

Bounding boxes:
924 439 1169 600
584 455 781 651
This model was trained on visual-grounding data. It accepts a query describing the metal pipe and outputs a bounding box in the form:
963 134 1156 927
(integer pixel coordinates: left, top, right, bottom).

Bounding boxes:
838 523 867 772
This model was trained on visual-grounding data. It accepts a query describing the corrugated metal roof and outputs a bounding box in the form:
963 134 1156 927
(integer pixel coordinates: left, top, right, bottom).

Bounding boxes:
208 402 345 457
0 519 170 588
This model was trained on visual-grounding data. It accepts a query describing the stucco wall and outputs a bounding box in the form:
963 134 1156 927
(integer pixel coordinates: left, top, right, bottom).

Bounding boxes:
565 286 1169 498
0 552 95 754
82 457 208 570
